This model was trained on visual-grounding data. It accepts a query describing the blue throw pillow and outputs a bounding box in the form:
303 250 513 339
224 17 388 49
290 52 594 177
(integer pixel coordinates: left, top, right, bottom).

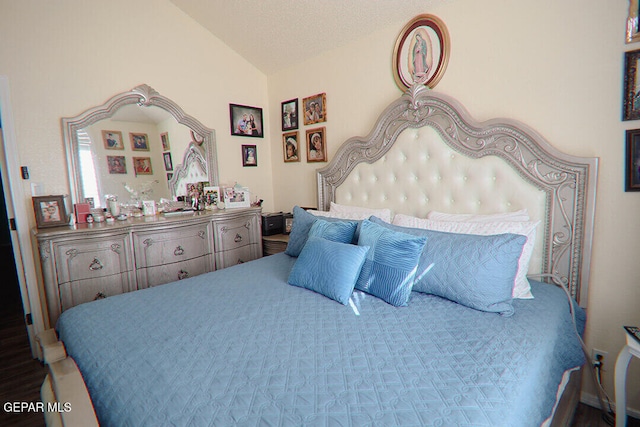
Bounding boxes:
355 220 427 307
284 206 363 256
288 236 369 305
307 219 358 244
285 206 317 257
369 216 526 316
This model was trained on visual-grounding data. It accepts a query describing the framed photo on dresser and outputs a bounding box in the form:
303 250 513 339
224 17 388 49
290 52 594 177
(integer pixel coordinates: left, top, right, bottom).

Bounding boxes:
32 195 69 228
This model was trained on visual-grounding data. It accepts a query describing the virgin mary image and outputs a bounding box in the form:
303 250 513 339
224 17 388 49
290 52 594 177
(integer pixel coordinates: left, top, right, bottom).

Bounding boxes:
409 29 432 84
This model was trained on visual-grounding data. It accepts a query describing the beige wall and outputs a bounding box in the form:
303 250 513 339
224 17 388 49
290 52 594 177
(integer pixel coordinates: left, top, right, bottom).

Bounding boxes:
0 0 274 213
268 0 640 414
1 0 638 415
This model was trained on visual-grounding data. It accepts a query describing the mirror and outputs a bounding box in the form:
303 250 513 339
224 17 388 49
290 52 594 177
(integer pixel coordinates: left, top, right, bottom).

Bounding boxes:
62 84 218 209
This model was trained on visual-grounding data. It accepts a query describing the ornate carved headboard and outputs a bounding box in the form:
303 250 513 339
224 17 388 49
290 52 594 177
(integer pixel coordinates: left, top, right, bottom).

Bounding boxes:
317 85 598 307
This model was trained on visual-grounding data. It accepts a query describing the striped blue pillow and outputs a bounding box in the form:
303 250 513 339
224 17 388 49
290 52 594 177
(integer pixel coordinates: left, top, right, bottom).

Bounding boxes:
288 236 369 305
307 219 358 244
369 216 526 316
355 220 427 307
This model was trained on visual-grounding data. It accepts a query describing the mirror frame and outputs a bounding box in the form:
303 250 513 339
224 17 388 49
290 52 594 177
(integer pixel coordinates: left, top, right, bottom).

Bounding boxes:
62 84 218 205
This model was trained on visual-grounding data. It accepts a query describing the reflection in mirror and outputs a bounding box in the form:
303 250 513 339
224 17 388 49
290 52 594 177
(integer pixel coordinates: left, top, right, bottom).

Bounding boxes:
63 84 218 209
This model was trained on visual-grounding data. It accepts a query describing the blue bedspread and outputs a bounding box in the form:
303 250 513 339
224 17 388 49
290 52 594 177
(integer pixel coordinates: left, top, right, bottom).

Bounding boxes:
57 253 585 427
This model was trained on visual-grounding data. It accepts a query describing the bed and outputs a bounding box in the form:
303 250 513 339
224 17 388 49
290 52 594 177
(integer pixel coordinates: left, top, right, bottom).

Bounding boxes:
38 84 598 427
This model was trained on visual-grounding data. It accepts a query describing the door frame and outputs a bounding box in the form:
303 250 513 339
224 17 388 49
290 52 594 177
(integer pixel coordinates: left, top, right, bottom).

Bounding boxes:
0 76 48 358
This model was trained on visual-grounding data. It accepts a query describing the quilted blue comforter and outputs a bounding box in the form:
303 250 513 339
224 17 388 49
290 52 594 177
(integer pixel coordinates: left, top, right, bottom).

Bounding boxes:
57 253 585 427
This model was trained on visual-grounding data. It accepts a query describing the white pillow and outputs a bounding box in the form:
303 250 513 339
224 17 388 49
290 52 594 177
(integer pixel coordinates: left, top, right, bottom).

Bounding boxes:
329 202 392 223
392 214 539 299
426 209 530 223
308 209 390 222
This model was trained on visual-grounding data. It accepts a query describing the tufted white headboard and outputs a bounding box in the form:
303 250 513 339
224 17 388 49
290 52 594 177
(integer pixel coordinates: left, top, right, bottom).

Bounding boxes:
317 85 598 307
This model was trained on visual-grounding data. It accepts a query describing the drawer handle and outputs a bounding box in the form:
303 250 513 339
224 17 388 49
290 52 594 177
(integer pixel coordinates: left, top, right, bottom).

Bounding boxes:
234 234 243 243
94 292 106 300
178 269 189 280
88 258 103 271
174 246 185 256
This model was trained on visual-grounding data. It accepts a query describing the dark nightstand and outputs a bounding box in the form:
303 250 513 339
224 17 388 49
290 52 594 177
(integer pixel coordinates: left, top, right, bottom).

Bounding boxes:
262 233 289 256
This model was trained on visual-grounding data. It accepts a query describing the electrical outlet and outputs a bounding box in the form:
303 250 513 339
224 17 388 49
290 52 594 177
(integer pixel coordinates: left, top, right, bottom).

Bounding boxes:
592 348 608 368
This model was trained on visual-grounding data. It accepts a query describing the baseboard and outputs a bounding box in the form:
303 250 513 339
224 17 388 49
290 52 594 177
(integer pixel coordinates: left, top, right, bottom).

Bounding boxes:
580 391 640 420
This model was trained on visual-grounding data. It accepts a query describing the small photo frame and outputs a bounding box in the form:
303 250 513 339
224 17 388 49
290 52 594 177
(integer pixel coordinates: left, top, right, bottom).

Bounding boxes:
142 200 157 216
230 104 264 137
32 195 68 228
626 128 640 191
203 186 221 206
132 157 153 175
163 152 173 171
224 187 251 209
102 130 124 150
242 144 258 167
283 131 300 162
281 98 298 131
306 127 327 162
624 49 640 121
160 132 170 151
130 132 150 151
107 155 127 174
392 14 450 90
302 93 326 125
186 182 207 200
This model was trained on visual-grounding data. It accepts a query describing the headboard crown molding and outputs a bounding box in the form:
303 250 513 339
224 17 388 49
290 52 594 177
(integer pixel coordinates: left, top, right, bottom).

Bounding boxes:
317 84 598 306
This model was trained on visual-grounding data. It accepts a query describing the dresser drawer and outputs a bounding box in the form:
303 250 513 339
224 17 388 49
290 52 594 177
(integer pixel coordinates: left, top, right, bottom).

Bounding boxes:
59 273 135 312
134 223 211 268
136 255 212 289
215 244 260 269
214 216 258 252
54 236 132 283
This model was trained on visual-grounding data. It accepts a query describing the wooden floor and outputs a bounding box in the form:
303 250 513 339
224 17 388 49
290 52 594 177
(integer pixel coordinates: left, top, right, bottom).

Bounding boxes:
0 285 47 427
0 285 638 426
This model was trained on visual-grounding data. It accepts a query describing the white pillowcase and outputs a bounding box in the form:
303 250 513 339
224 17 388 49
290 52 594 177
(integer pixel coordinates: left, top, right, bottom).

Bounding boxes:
426 209 530 223
392 214 539 299
329 202 392 223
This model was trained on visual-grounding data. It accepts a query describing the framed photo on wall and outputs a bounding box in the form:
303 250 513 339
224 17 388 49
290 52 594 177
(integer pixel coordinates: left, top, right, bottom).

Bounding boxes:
392 14 450 90
281 98 298 131
230 104 263 137
302 93 326 125
130 132 150 151
306 127 327 163
32 195 68 228
626 128 640 191
102 130 124 150
242 144 257 167
161 132 170 151
624 49 640 121
283 131 300 162
163 152 173 171
107 155 127 174
132 157 153 175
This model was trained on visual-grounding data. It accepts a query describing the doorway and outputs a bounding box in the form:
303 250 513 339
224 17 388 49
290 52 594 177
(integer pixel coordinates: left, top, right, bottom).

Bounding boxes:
0 76 48 358
0 166 21 316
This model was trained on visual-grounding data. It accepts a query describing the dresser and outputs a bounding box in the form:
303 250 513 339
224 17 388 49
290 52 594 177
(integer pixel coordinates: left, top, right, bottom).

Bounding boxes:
34 207 262 326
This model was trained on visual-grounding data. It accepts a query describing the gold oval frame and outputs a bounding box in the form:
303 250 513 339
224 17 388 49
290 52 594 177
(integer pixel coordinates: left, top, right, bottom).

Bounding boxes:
392 14 450 90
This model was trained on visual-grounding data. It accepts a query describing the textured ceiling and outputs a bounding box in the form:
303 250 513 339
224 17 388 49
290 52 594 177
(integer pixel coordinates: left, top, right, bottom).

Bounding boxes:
169 0 441 75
